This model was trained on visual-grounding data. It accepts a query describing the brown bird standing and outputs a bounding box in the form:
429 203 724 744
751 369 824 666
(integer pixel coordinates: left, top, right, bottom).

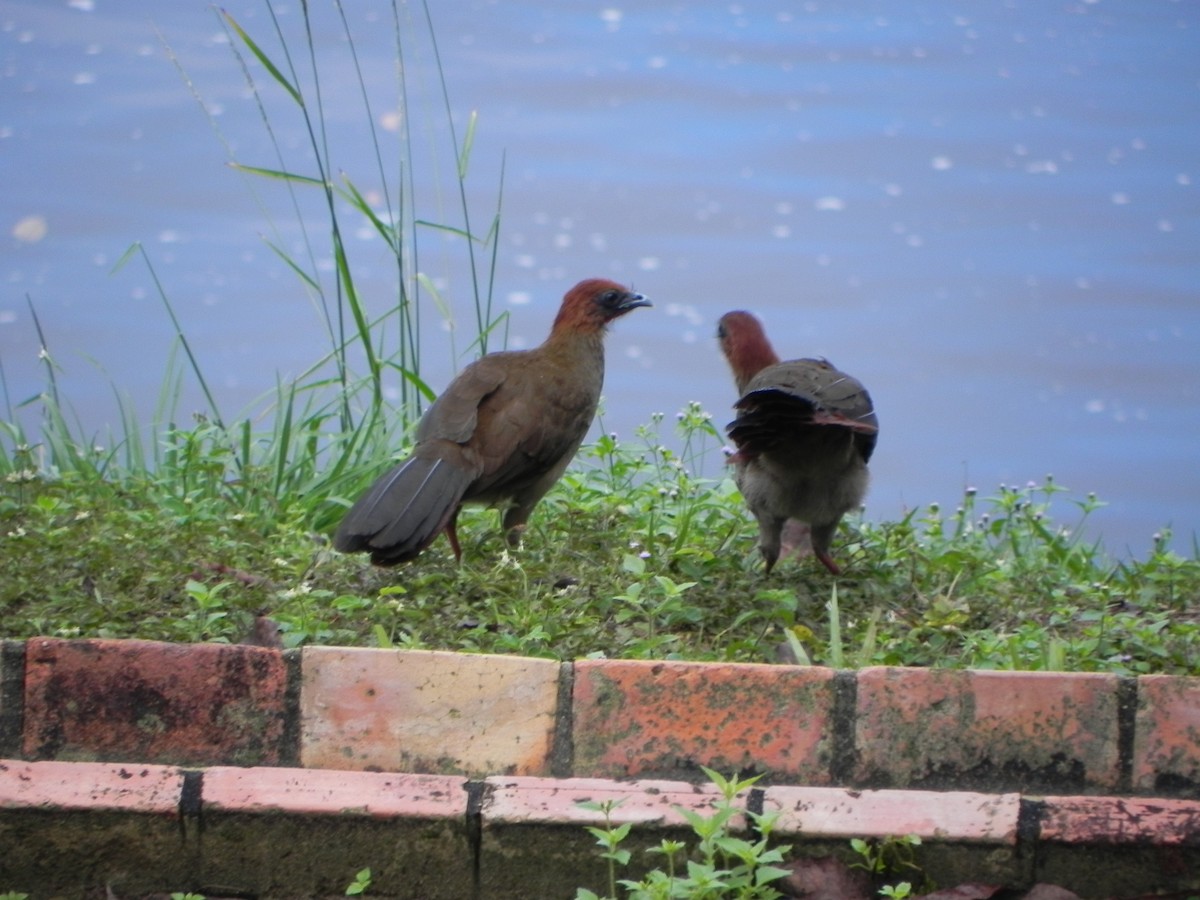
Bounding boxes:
334 278 651 566
717 310 878 575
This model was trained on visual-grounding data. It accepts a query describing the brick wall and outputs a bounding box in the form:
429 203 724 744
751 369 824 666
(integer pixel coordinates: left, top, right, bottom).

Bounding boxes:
1 638 1198 898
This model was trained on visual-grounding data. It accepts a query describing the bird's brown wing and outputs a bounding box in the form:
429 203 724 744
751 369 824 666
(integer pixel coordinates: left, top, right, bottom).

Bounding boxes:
396 346 597 508
729 358 879 463
414 352 515 444
462 356 600 503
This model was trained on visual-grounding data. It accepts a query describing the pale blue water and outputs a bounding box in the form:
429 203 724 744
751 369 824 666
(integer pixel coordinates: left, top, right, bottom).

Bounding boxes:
3 1 1198 557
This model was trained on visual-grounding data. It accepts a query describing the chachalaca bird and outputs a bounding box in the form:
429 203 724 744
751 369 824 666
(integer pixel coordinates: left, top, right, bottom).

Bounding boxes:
717 310 878 575
334 278 651 565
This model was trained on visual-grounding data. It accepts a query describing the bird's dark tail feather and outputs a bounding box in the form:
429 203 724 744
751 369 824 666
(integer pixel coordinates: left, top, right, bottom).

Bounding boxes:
333 456 472 566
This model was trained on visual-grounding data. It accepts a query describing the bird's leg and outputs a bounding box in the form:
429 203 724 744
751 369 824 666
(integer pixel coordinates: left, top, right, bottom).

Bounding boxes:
757 516 785 574
809 522 842 575
814 548 843 576
444 508 463 563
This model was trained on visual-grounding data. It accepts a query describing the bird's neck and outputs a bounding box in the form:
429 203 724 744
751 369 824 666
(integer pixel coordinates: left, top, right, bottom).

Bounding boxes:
538 326 608 380
733 344 779 393
544 321 609 350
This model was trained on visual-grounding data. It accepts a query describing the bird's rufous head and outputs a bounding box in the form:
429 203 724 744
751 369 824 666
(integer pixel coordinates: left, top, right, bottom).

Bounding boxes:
552 278 652 334
717 310 781 392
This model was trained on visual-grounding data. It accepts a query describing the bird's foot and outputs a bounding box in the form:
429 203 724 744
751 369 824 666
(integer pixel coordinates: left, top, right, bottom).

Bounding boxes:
504 523 527 548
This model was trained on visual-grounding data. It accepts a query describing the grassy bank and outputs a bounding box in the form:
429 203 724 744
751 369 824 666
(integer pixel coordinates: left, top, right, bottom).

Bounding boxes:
1 401 1197 674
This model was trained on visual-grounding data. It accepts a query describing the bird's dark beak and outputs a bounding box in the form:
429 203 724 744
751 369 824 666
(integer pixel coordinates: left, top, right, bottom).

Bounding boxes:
619 291 652 312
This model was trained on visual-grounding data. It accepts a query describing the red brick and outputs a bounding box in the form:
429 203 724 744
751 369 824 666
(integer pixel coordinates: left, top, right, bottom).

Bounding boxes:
1039 794 1200 845
0 759 183 813
572 659 836 780
1133 675 1200 794
203 766 467 819
853 668 1121 791
763 785 1021 844
23 638 287 766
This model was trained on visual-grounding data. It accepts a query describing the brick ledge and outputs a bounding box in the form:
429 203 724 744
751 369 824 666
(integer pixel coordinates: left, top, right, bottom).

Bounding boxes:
7 759 1198 847
3 759 1198 898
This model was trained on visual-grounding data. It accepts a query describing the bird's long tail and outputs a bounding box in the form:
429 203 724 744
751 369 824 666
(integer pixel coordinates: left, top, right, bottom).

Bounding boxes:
333 456 473 566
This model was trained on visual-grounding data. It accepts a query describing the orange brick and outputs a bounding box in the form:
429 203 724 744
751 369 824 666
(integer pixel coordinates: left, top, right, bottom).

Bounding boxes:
1133 675 1200 795
572 659 836 780
23 638 287 766
853 668 1121 792
300 647 560 775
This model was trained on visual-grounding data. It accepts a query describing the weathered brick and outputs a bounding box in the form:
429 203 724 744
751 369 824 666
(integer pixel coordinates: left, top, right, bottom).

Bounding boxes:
1039 794 1200 845
0 758 183 813
572 659 836 781
200 765 473 898
203 765 467 818
23 638 287 766
853 667 1121 792
763 784 1021 844
482 774 732 828
1132 674 1200 796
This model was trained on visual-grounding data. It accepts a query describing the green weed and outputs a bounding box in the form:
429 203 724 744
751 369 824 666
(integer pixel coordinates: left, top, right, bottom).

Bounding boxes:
345 867 372 896
849 833 928 896
575 768 791 900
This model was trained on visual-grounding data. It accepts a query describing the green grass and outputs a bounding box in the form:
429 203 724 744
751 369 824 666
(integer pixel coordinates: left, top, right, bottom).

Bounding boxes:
1 402 1196 674
1 2 1197 675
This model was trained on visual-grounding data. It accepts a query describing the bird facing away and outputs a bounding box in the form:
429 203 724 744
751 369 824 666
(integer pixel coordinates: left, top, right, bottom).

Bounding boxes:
717 310 878 576
334 279 651 566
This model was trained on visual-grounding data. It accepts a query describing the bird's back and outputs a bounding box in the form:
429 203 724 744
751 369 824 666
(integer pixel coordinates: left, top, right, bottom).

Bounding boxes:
730 357 878 464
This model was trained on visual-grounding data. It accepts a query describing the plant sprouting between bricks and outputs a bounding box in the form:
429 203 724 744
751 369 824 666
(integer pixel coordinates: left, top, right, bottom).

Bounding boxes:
849 833 930 897
574 768 792 900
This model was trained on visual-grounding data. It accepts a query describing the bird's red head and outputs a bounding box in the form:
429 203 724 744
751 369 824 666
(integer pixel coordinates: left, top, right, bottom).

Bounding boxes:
717 310 781 392
551 278 652 335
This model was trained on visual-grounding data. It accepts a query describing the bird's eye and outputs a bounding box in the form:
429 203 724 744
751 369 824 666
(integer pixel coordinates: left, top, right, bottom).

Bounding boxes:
717 323 728 339
600 290 620 306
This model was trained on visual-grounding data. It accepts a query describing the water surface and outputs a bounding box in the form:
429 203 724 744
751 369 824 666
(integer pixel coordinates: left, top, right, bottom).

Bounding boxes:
3 1 1198 555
